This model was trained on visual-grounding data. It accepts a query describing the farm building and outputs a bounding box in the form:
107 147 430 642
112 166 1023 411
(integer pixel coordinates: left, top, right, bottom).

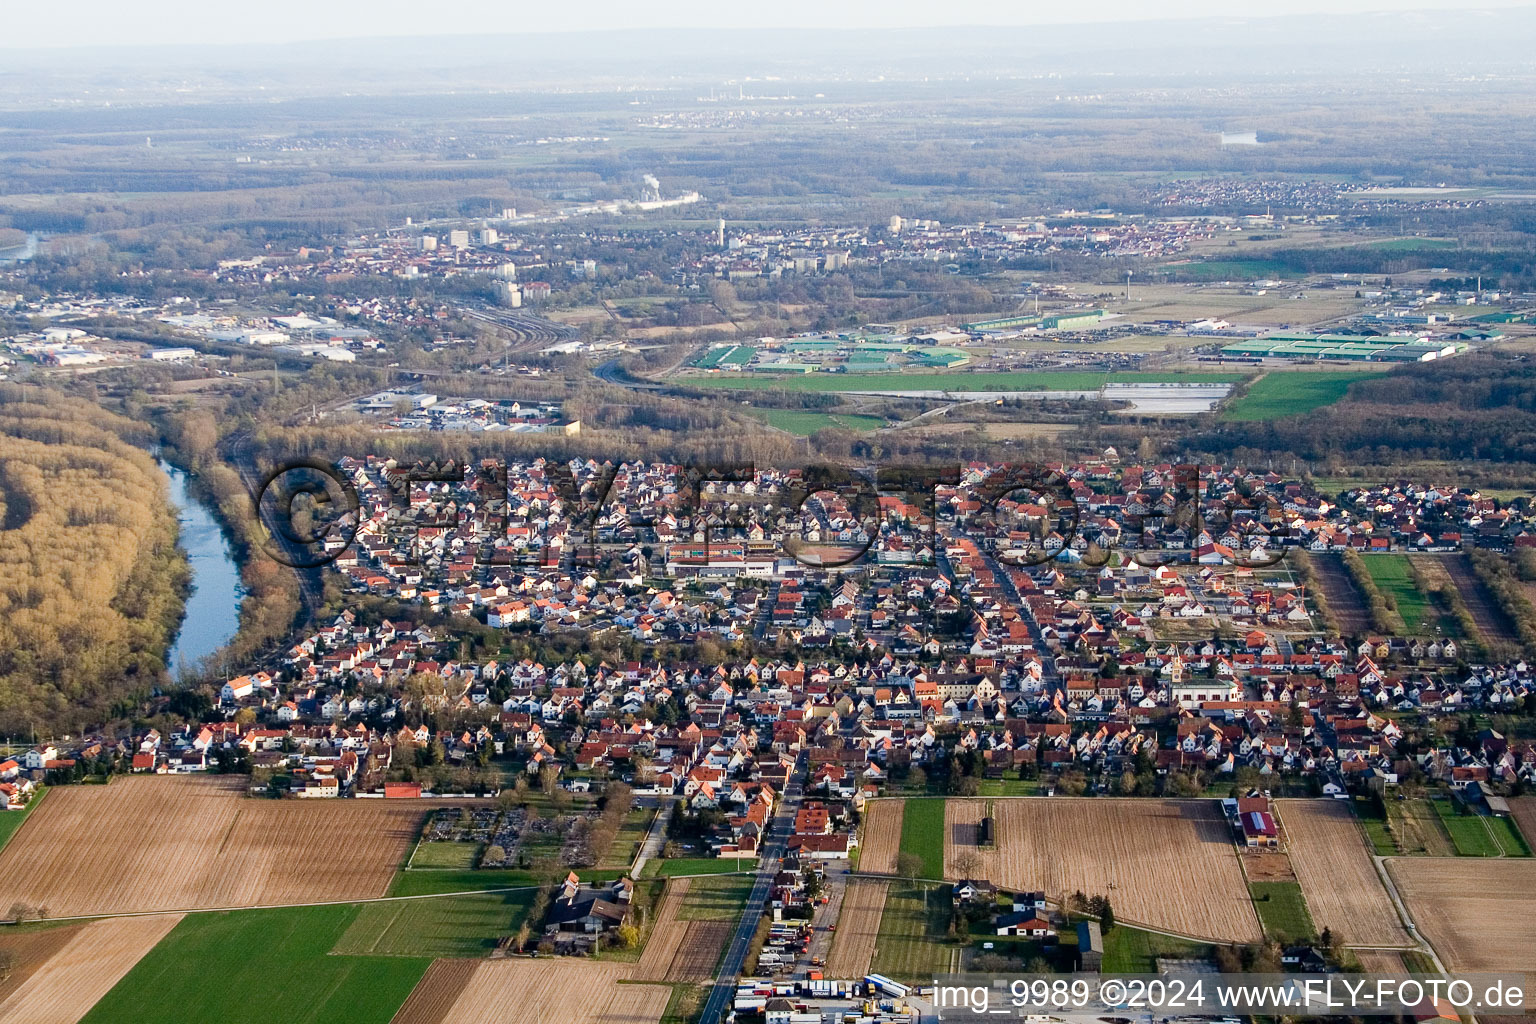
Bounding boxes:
995 910 1052 937
1076 921 1104 971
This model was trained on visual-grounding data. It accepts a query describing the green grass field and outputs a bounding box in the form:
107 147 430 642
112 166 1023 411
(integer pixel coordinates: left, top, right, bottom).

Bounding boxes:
1249 882 1316 944
387 867 626 897
1362 554 1435 631
640 857 753 878
333 891 534 957
870 883 961 982
1353 796 1398 856
745 409 886 435
1222 371 1381 422
600 807 656 870
1100 925 1213 973
409 840 483 869
0 787 45 851
1432 799 1531 856
1432 799 1500 856
677 875 754 921
689 371 1245 394
81 904 430 1024
976 778 1045 797
900 797 947 879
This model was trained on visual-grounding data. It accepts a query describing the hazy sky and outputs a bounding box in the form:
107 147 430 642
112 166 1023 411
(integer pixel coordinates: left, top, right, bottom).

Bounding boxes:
5 0 1533 49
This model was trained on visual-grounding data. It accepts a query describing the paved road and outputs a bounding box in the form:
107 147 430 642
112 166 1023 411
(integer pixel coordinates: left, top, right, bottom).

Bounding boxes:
630 797 676 878
698 752 809 1024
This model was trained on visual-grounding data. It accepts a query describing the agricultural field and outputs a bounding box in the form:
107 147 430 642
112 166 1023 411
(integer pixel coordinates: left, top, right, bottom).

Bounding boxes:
1430 798 1530 857
387 867 625 897
1221 371 1382 422
1309 553 1373 635
1380 797 1458 857
389 958 671 1024
825 879 888 979
745 409 885 435
0 776 422 917
1508 798 1536 851
638 857 748 879
1100 925 1213 973
684 370 1245 394
944 798 1262 943
0 788 45 852
1361 554 1437 632
80 904 430 1024
859 800 903 874
0 921 85 1005
1439 554 1523 647
633 879 730 983
332 891 536 958
0 914 181 1024
899 798 946 879
675 874 753 921
390 960 481 1024
1248 882 1316 945
1387 859 1536 973
868 883 962 984
1278 799 1410 946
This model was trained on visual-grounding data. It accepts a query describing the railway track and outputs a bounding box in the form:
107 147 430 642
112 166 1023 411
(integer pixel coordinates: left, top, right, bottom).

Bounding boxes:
462 306 578 348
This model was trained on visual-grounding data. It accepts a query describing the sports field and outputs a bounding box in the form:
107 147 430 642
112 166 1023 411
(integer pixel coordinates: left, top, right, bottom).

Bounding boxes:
1221 371 1381 422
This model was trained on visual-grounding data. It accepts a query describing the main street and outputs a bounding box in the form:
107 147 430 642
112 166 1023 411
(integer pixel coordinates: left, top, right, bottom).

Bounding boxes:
697 751 809 1024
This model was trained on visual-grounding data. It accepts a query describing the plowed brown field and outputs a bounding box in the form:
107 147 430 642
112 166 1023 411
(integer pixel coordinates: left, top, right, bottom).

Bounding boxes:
826 879 887 978
635 878 698 981
0 913 181 1024
1278 800 1409 947
861 801 903 874
1387 859 1536 973
390 959 481 1024
944 798 1261 943
1507 797 1536 851
395 960 670 1024
0 925 85 1006
0 775 422 917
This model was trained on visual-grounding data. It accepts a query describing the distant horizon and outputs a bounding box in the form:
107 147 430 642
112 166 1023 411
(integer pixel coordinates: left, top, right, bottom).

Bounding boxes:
6 0 1534 51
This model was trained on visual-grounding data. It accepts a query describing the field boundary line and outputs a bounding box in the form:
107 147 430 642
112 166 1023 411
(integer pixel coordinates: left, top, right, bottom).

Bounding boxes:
1 868 765 927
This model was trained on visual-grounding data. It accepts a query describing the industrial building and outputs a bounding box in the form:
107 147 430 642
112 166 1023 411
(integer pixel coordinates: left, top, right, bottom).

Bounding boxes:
1220 332 1467 363
962 309 1106 333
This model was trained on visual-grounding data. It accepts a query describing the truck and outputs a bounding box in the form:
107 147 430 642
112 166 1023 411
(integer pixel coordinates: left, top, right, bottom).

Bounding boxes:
864 975 910 1000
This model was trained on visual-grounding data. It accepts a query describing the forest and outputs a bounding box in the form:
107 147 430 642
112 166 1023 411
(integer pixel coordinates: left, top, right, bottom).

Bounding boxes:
0 387 189 734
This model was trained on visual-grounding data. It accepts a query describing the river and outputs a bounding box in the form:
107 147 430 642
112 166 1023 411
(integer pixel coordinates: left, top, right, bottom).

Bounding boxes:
160 460 243 677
